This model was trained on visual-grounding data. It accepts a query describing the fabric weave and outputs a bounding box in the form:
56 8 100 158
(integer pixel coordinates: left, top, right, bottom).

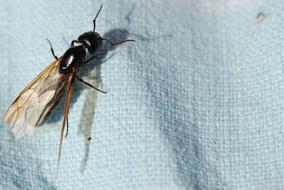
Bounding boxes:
1 0 284 189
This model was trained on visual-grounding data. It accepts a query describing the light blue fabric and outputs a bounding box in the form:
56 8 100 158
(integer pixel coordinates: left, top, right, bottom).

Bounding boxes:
1 0 284 189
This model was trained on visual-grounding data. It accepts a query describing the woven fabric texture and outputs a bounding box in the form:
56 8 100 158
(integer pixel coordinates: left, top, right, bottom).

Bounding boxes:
1 0 284 189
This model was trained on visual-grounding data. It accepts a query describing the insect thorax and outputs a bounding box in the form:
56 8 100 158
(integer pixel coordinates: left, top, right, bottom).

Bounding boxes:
59 45 86 74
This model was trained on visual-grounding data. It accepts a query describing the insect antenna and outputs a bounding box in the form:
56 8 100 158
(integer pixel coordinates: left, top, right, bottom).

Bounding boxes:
93 4 103 31
101 38 136 46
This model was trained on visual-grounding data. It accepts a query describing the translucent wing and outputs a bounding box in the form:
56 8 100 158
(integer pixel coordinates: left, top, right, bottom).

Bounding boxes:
2 59 66 138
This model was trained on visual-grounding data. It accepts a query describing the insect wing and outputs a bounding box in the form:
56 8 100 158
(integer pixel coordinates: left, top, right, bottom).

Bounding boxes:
2 59 66 138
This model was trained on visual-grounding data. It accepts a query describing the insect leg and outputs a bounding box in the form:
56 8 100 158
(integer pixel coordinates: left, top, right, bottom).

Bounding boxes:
46 39 59 60
75 74 107 94
82 51 107 65
57 73 75 169
93 4 103 31
101 38 136 46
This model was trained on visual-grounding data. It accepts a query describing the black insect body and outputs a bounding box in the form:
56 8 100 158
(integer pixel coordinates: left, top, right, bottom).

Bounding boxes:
48 5 134 76
59 45 86 74
3 4 135 169
77 31 103 53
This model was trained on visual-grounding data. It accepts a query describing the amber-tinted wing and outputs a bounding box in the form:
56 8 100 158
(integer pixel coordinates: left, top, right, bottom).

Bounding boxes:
2 59 66 138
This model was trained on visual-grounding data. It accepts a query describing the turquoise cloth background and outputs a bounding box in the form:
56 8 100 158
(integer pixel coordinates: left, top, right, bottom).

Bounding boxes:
1 0 284 189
